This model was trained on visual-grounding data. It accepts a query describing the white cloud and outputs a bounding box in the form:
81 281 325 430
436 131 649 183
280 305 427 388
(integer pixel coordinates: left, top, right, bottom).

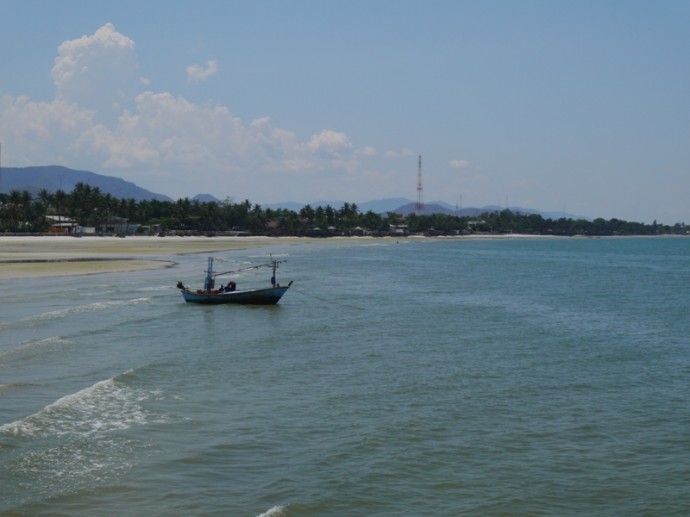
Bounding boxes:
384 147 415 159
0 94 96 166
305 130 359 174
307 130 352 157
0 24 385 200
186 60 218 83
51 23 137 120
450 159 470 169
78 91 251 170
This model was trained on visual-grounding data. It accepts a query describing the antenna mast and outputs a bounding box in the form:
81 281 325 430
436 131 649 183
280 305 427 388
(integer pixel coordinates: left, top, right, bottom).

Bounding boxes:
416 154 424 213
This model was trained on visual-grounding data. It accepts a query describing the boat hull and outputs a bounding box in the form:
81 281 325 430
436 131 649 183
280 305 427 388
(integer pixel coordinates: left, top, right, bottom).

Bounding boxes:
180 282 292 305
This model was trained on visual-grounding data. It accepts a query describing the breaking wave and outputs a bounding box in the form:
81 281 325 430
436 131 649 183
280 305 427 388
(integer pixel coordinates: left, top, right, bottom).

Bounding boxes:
0 298 152 331
0 335 69 361
256 506 286 517
0 370 156 438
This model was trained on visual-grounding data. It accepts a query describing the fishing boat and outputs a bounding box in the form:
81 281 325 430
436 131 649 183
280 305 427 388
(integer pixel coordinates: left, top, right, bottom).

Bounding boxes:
177 256 292 305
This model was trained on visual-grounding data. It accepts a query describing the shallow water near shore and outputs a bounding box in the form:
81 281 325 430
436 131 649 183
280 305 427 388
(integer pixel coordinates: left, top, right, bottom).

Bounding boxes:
1 237 690 516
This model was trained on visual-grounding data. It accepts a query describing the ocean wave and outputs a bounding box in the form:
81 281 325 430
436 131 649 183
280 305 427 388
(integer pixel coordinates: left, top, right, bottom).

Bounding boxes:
256 506 286 517
0 382 37 393
0 298 152 330
133 285 172 292
0 336 70 363
41 298 151 319
0 369 167 507
81 289 117 297
0 370 155 438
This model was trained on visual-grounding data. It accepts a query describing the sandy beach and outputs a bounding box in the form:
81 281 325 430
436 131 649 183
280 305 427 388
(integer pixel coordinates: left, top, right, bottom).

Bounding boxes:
0 233 557 279
0 235 322 279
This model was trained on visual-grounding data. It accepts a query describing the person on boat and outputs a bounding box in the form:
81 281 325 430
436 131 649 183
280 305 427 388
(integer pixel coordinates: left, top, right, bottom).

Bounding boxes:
225 281 236 292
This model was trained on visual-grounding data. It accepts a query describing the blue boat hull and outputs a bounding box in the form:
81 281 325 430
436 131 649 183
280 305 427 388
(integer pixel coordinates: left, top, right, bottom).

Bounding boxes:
180 282 292 305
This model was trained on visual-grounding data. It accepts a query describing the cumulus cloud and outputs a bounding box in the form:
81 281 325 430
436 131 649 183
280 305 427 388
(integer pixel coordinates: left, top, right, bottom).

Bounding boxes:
304 130 360 174
51 23 137 120
450 159 470 169
0 24 385 200
186 60 218 83
307 130 352 157
77 91 251 170
0 94 96 165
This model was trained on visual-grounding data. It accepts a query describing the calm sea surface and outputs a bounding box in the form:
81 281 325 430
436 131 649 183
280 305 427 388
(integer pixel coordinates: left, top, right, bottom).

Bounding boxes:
1 236 689 516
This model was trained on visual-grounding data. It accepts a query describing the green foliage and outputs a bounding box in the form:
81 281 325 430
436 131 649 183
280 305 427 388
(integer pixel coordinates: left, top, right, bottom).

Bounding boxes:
0 187 685 237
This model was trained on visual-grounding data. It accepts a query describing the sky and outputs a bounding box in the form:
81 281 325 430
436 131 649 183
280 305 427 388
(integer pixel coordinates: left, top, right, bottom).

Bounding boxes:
1 0 689 223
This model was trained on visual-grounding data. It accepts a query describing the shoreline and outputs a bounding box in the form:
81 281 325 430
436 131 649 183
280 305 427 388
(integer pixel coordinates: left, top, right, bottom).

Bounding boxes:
0 234 489 279
2 233 670 279
0 235 323 279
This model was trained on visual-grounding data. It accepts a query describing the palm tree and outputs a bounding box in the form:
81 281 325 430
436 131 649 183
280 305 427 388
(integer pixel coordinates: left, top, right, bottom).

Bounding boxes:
54 189 67 216
20 190 32 227
38 188 53 211
324 205 336 226
299 204 315 224
5 189 23 230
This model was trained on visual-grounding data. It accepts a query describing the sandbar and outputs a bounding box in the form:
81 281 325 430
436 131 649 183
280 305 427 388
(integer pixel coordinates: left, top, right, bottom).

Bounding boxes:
0 235 318 279
0 233 555 279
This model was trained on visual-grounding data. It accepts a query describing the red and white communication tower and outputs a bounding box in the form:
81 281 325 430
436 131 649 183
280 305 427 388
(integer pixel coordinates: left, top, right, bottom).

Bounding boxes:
415 154 424 213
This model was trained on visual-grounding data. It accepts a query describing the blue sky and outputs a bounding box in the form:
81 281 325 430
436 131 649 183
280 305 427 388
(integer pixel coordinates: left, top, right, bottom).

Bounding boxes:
1 0 688 223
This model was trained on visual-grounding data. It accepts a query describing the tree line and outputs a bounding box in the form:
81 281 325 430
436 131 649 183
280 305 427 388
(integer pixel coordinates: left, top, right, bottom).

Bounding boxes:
0 182 686 237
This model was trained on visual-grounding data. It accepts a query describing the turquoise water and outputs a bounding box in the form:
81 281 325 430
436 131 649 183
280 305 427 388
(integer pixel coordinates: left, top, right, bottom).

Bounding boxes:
1 237 689 516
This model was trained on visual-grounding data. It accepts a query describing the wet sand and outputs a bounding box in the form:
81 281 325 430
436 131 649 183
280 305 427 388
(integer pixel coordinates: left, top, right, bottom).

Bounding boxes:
0 233 553 279
0 236 319 279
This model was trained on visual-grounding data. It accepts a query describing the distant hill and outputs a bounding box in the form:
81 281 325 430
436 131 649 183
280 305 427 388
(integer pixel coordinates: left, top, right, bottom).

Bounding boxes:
394 202 485 217
265 198 413 213
267 198 588 220
394 202 588 220
457 204 589 221
193 193 222 203
263 201 305 212
1 165 588 220
0 165 172 202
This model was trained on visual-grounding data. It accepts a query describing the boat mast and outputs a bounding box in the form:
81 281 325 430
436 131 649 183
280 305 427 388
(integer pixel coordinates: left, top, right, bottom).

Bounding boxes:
204 257 215 291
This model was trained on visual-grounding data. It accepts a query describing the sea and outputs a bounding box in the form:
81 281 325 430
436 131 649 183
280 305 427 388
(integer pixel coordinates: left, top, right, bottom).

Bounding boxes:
1 236 689 516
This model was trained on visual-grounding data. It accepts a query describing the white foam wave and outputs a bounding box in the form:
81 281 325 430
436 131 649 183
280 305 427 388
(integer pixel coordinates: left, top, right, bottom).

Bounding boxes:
134 285 172 292
14 434 137 487
24 298 151 323
0 372 153 438
0 336 68 361
81 289 116 297
256 506 286 517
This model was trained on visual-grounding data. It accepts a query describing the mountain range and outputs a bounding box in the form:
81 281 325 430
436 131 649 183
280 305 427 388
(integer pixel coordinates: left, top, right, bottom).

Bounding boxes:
262 200 585 221
0 165 172 202
0 165 586 220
